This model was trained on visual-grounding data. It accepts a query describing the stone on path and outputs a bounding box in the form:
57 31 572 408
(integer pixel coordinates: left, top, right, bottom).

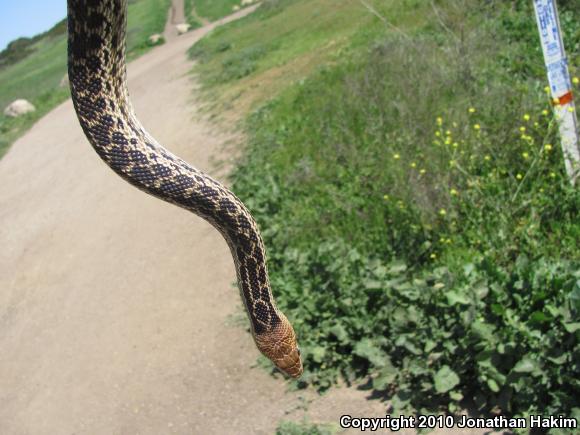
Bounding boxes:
176 23 190 35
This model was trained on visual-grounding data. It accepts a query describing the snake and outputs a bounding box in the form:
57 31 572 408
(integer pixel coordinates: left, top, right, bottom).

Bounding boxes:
66 0 303 378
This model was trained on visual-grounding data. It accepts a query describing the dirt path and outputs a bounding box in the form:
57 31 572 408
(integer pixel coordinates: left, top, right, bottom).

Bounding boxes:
0 4 487 435
164 0 187 41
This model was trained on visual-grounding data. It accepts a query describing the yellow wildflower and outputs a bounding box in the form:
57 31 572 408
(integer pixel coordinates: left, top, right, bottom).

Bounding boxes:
468 107 476 113
410 162 417 168
568 106 575 113
542 109 549 116
573 77 579 85
544 86 551 94
523 114 530 121
516 173 523 180
453 142 459 148
534 122 539 128
522 152 529 159
383 194 389 200
446 130 452 136
550 172 556 178
436 116 443 126
393 153 400 160
450 188 458 196
439 208 447 216
435 131 441 137
474 124 481 130
545 143 553 151
419 169 427 175
430 253 437 259
519 126 526 132
484 155 491 161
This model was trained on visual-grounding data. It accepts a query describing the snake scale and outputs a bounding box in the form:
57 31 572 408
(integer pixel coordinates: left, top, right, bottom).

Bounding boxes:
67 0 302 378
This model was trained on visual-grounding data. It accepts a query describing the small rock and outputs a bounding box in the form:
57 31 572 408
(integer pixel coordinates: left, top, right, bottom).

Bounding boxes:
176 23 190 35
4 99 36 117
148 33 163 45
59 73 69 88
232 5 240 11
241 0 255 5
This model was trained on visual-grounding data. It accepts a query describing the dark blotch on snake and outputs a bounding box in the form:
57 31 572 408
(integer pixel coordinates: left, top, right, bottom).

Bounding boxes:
112 131 128 146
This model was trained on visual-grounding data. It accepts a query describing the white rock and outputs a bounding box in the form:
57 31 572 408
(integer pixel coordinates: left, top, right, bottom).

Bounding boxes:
176 23 191 35
148 33 163 44
4 99 36 117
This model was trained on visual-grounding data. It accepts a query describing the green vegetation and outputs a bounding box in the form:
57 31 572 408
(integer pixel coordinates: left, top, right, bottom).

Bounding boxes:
0 0 170 158
275 420 336 435
190 0 580 424
125 0 171 60
184 0 205 29
0 19 67 69
184 0 249 24
187 0 393 114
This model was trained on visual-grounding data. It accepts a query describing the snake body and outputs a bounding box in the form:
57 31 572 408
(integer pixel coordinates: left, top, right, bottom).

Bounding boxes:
67 0 302 378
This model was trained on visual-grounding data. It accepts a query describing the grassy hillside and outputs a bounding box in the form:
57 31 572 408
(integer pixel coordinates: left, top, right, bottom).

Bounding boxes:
189 0 580 423
0 0 170 158
184 0 256 27
188 0 421 115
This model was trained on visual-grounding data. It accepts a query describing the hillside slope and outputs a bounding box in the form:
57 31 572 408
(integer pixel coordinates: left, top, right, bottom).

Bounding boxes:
0 0 171 158
188 0 580 422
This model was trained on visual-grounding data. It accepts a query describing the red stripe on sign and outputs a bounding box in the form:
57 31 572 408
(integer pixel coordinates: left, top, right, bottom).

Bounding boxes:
553 91 574 106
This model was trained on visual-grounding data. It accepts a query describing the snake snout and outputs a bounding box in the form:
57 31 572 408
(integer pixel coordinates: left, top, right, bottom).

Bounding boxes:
275 345 303 379
254 313 303 378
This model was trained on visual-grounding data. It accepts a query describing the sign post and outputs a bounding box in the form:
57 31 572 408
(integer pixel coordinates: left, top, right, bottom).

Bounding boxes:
533 0 579 185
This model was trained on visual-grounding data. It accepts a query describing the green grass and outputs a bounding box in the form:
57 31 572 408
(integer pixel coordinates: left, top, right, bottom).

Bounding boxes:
184 0 258 28
183 0 205 28
188 0 412 115
195 0 245 21
0 0 170 158
190 0 580 424
0 33 68 112
275 420 336 435
126 0 172 60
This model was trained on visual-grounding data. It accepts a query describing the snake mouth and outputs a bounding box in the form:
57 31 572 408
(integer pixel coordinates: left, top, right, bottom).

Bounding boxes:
285 358 304 379
277 342 304 378
275 349 303 378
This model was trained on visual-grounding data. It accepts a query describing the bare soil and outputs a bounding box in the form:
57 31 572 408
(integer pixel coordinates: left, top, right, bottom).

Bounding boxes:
0 4 488 434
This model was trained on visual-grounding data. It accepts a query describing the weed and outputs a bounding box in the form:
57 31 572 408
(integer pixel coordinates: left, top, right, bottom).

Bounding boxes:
202 0 580 421
276 419 337 435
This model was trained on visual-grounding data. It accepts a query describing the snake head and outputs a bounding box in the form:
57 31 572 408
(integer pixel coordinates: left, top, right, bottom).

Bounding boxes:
253 312 303 378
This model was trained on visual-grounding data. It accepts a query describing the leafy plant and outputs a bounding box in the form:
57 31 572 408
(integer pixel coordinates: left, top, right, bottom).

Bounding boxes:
276 419 336 435
190 0 580 425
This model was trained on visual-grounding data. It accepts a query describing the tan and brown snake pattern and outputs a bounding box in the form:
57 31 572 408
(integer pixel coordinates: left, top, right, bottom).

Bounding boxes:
67 0 303 378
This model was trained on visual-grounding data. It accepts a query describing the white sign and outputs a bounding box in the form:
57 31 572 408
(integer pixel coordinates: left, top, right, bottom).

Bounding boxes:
534 0 579 184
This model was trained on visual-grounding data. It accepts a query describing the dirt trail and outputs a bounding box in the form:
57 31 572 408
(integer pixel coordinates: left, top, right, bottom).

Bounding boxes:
164 0 187 41
0 4 485 435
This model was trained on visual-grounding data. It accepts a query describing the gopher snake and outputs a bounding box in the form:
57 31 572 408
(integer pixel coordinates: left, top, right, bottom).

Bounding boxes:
67 0 302 378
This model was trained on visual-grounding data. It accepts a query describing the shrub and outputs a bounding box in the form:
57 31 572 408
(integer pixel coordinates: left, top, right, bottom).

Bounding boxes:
230 0 580 421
